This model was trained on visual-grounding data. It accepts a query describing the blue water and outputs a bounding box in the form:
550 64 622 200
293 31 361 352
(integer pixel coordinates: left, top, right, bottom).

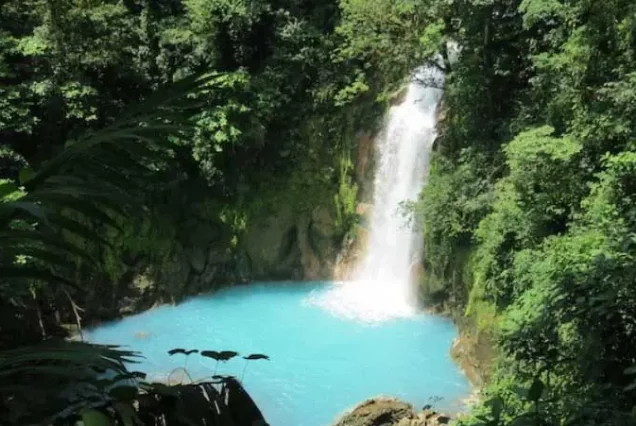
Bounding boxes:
86 282 470 425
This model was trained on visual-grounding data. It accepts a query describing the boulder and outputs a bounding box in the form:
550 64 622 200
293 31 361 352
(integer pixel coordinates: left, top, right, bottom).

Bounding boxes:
333 398 413 426
332 398 452 426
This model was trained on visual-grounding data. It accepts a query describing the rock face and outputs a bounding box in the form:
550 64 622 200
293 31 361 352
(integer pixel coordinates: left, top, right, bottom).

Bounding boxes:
355 132 375 202
333 398 451 426
112 188 344 318
241 202 339 281
450 327 495 387
334 221 369 281
242 204 303 280
101 110 384 321
334 130 376 280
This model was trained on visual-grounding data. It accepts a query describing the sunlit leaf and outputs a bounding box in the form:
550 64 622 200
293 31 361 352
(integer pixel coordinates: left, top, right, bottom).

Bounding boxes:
624 365 636 375
484 396 503 420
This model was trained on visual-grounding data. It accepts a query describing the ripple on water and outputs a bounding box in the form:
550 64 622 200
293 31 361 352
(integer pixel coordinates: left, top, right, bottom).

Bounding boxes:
86 282 470 426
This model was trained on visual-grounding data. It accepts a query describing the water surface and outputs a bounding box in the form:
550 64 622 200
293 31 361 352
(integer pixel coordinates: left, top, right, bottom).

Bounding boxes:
86 282 469 426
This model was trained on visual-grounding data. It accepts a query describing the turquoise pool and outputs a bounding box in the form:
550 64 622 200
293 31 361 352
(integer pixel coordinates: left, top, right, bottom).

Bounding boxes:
86 282 470 425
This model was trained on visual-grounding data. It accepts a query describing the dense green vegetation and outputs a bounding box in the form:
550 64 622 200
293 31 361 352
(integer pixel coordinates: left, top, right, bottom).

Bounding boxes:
0 0 399 343
0 0 416 424
0 71 272 424
409 0 636 424
3 0 636 425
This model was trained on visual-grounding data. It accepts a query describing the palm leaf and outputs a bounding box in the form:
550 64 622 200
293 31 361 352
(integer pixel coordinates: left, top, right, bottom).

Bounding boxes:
0 201 50 227
0 266 78 289
52 198 123 232
0 229 97 264
47 214 113 248
29 74 217 187
2 246 75 270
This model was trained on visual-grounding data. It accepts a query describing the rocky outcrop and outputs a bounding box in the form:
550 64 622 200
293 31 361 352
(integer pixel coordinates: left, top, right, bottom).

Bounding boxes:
333 398 451 426
335 130 377 280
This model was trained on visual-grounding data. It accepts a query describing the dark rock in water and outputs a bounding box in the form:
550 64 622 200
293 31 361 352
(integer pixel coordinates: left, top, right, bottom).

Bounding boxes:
332 398 452 426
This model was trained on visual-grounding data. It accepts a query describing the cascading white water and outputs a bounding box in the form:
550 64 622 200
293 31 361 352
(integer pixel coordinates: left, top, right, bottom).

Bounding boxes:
309 67 444 321
354 68 443 308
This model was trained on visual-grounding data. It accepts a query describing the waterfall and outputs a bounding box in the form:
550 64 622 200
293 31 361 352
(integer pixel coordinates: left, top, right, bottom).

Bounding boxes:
355 68 443 301
310 67 444 321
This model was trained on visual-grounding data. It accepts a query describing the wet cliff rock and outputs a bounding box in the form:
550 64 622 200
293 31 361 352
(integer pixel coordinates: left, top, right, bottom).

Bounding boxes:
240 202 339 281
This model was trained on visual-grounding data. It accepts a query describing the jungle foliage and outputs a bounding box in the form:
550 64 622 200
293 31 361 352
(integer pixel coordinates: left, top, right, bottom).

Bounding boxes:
403 0 636 424
0 1 412 424
0 71 273 425
1 341 268 426
4 0 636 425
0 0 389 339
